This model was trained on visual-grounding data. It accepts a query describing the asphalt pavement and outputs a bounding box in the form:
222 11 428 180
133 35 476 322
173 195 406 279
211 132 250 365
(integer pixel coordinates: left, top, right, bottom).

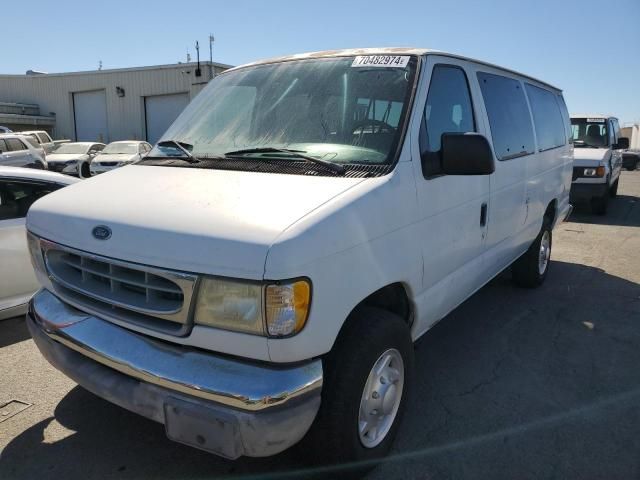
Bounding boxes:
1 172 639 480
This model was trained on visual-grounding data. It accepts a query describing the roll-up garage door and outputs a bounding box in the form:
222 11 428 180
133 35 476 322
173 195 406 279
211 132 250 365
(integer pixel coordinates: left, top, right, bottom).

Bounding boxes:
145 93 190 144
73 90 108 142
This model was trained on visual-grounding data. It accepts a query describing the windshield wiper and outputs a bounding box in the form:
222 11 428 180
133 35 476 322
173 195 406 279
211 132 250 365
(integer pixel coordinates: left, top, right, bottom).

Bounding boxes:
225 147 346 174
154 140 199 163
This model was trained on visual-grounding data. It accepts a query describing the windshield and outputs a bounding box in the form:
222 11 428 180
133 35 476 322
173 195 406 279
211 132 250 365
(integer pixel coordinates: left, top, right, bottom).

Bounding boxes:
53 143 90 154
102 142 138 154
151 56 418 166
571 117 609 147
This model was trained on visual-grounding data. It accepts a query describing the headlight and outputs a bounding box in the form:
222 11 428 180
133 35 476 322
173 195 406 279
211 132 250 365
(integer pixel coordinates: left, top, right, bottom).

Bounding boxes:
584 166 605 177
194 278 264 335
194 277 311 337
26 231 46 275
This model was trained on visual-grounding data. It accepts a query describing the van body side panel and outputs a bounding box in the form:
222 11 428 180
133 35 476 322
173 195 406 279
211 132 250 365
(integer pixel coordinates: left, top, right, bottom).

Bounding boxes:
265 159 422 362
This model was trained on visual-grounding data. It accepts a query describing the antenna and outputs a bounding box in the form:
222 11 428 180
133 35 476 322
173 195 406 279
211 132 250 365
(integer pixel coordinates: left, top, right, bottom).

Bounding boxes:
98 60 102 71
186 49 191 63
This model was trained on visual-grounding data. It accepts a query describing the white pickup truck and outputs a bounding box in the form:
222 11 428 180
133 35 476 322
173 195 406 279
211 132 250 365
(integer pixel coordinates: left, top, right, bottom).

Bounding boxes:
26 48 573 467
569 115 628 214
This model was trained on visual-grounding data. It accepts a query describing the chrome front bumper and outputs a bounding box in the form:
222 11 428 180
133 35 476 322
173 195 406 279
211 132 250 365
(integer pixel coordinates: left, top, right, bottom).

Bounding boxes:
28 289 323 459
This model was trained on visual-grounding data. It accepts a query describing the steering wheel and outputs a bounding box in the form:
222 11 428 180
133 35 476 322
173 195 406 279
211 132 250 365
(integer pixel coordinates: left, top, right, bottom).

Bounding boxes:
351 119 396 135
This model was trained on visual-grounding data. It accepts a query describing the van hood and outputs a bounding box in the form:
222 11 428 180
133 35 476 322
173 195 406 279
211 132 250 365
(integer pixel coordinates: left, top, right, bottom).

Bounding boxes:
93 153 138 164
573 147 610 166
46 153 89 163
27 165 365 279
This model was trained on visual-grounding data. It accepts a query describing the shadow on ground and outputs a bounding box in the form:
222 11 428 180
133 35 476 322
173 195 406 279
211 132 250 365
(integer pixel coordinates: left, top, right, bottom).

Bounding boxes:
0 316 30 348
1 261 640 479
568 194 639 227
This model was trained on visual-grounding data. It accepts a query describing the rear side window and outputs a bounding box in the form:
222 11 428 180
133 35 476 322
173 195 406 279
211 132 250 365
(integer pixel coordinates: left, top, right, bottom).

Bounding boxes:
525 84 566 151
422 65 476 177
37 132 52 143
556 95 572 144
6 138 26 151
0 139 7 153
477 72 535 160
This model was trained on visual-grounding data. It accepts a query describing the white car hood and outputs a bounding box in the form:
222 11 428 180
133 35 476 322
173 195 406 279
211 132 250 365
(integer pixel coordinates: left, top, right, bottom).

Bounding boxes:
94 153 137 163
27 165 365 278
46 153 88 163
573 147 610 166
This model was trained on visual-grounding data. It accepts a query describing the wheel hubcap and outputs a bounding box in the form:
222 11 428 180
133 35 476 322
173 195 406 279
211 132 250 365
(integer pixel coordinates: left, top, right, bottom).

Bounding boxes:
358 348 405 448
538 231 551 275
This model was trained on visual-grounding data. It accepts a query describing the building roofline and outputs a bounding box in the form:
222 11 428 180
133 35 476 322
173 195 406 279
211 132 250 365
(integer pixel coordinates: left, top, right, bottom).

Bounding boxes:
0 61 234 79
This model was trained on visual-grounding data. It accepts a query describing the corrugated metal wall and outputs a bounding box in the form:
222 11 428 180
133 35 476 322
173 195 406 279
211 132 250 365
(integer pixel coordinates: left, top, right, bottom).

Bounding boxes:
0 62 228 141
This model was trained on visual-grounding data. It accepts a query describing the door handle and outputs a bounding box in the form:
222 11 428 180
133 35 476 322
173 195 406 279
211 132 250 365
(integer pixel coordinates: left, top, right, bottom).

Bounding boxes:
480 203 488 227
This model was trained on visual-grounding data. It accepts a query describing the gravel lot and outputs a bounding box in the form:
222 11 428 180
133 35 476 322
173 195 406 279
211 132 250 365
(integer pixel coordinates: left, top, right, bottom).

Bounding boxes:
1 171 639 480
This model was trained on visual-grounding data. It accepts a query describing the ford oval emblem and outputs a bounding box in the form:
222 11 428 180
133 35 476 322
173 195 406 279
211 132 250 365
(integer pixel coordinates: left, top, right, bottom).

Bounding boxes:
92 225 112 240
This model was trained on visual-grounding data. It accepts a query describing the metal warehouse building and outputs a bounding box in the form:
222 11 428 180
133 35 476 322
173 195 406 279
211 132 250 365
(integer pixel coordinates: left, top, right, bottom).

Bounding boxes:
0 61 231 144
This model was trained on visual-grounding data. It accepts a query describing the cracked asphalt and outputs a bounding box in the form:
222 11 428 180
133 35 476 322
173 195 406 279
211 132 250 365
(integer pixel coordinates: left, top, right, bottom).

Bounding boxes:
1 171 639 480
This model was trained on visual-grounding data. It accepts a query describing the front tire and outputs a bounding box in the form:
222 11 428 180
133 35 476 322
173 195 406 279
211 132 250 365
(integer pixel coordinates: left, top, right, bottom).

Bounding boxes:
609 179 619 198
301 307 413 472
512 220 552 288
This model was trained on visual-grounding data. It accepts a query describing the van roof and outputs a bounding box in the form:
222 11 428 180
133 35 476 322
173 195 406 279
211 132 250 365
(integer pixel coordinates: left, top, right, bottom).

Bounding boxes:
571 114 618 120
226 47 561 92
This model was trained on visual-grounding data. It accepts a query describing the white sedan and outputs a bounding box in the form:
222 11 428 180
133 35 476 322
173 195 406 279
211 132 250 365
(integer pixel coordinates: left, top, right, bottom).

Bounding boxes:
46 142 106 178
0 167 79 320
90 140 152 175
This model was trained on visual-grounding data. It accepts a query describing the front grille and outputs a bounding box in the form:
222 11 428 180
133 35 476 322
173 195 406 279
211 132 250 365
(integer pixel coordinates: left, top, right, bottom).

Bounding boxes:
99 162 118 166
572 167 581 180
48 163 65 172
43 241 197 335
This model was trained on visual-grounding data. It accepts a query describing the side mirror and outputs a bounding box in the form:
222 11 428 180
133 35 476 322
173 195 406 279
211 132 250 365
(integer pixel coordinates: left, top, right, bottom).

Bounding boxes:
439 133 495 175
615 137 630 150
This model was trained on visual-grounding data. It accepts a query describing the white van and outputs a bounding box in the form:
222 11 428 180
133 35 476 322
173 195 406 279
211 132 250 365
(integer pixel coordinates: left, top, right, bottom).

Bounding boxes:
569 114 627 214
26 48 573 465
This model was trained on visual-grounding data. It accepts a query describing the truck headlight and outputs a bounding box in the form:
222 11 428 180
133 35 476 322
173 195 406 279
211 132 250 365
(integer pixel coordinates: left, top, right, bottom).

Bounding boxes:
584 166 605 177
265 280 311 337
194 277 311 337
26 231 46 275
194 278 264 335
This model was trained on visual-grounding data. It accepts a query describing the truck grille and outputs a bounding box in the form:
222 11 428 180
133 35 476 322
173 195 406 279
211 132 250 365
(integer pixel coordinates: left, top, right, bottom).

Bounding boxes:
42 241 198 335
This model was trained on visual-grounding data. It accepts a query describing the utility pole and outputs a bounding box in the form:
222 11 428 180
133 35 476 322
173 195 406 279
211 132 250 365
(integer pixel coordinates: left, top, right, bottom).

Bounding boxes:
195 41 202 77
209 34 215 80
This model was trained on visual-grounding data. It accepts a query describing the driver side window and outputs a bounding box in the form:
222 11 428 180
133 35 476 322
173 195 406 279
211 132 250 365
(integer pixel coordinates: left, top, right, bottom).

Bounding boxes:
421 65 476 177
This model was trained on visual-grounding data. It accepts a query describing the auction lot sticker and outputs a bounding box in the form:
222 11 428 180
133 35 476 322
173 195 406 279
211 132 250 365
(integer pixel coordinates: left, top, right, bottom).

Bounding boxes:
352 55 410 68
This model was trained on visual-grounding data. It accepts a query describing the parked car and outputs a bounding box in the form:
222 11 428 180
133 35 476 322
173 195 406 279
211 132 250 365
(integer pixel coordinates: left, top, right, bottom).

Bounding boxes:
0 167 78 320
622 150 640 171
47 142 106 178
0 134 47 169
0 126 12 134
569 115 628 214
90 140 152 175
18 130 56 154
26 48 573 466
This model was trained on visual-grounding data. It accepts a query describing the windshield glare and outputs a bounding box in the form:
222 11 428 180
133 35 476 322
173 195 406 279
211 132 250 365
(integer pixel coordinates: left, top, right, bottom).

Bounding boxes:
53 143 90 154
571 118 609 147
152 56 418 165
102 143 138 154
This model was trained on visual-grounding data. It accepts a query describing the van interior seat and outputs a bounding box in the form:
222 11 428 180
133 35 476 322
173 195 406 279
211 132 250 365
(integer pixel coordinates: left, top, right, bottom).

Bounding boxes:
586 125 605 146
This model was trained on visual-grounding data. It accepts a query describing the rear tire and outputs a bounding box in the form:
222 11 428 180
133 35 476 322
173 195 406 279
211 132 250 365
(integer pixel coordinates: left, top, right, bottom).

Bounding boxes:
301 307 413 474
512 220 552 288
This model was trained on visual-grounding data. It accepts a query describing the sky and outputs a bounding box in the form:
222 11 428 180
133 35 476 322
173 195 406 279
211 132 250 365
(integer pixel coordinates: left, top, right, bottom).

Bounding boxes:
3 0 640 123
